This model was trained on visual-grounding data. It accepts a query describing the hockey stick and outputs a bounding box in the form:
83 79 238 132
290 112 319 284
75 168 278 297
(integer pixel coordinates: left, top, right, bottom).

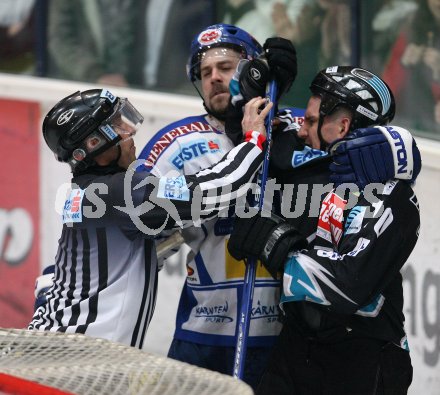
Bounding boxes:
156 231 185 259
233 80 278 380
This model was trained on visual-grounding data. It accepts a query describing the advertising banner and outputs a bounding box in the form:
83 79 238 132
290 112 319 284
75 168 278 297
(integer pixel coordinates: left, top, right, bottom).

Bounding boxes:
0 99 40 328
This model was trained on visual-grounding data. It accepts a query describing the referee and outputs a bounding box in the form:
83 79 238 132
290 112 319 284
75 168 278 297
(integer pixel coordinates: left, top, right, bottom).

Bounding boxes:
29 89 270 348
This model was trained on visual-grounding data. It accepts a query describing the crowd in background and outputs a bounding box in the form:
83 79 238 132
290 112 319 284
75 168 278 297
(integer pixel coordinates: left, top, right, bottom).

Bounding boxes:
1 0 439 137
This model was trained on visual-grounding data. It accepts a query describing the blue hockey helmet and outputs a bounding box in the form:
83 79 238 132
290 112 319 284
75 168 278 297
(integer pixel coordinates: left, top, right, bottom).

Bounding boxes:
187 23 262 82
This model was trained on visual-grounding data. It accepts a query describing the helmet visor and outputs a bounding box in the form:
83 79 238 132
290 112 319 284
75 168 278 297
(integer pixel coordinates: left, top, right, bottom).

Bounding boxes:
187 46 245 81
98 98 144 143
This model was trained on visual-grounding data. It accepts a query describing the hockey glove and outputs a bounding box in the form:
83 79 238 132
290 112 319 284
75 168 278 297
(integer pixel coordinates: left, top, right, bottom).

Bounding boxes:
228 211 307 279
329 126 422 189
233 38 297 102
263 37 297 97
237 58 271 103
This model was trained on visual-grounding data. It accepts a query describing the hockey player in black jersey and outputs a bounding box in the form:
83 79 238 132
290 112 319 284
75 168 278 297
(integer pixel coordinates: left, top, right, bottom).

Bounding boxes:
29 88 271 347
228 66 421 394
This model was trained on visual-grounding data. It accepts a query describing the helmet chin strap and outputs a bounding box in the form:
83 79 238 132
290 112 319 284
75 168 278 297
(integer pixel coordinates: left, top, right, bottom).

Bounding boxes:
192 81 228 122
317 112 354 152
110 144 122 167
72 140 122 175
317 113 328 152
203 101 227 122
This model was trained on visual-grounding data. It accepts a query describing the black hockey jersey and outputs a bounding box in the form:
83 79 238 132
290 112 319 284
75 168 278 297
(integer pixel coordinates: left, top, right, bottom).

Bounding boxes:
273 138 420 348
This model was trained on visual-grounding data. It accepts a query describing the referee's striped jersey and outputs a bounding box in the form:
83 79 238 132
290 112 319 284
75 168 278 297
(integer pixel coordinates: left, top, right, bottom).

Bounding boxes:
29 131 265 348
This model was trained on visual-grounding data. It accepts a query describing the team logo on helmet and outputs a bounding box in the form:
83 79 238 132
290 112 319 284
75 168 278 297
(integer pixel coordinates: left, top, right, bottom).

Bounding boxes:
57 109 74 126
198 28 222 46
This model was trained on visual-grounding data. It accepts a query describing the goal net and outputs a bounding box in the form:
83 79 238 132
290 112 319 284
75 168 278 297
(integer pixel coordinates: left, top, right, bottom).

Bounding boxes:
0 328 253 395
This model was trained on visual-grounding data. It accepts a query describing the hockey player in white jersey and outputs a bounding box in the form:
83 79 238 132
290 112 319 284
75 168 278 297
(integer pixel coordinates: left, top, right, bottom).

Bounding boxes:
137 24 298 388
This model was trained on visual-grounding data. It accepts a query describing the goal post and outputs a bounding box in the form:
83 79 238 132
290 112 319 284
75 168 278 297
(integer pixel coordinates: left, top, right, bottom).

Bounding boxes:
0 328 253 395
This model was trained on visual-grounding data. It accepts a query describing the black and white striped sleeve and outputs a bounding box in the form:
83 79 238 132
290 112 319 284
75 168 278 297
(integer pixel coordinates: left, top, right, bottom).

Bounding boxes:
111 131 265 235
182 130 265 214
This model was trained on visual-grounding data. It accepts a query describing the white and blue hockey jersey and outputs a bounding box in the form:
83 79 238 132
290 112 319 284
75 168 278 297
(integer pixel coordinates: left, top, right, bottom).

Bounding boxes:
138 113 288 347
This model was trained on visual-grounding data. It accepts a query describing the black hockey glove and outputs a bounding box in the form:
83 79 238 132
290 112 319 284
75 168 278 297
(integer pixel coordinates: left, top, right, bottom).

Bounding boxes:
263 37 297 97
237 38 297 102
238 58 271 102
228 211 307 279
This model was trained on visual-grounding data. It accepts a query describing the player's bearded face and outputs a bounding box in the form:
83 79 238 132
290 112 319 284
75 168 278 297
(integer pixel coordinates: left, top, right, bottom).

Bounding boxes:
200 48 241 116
